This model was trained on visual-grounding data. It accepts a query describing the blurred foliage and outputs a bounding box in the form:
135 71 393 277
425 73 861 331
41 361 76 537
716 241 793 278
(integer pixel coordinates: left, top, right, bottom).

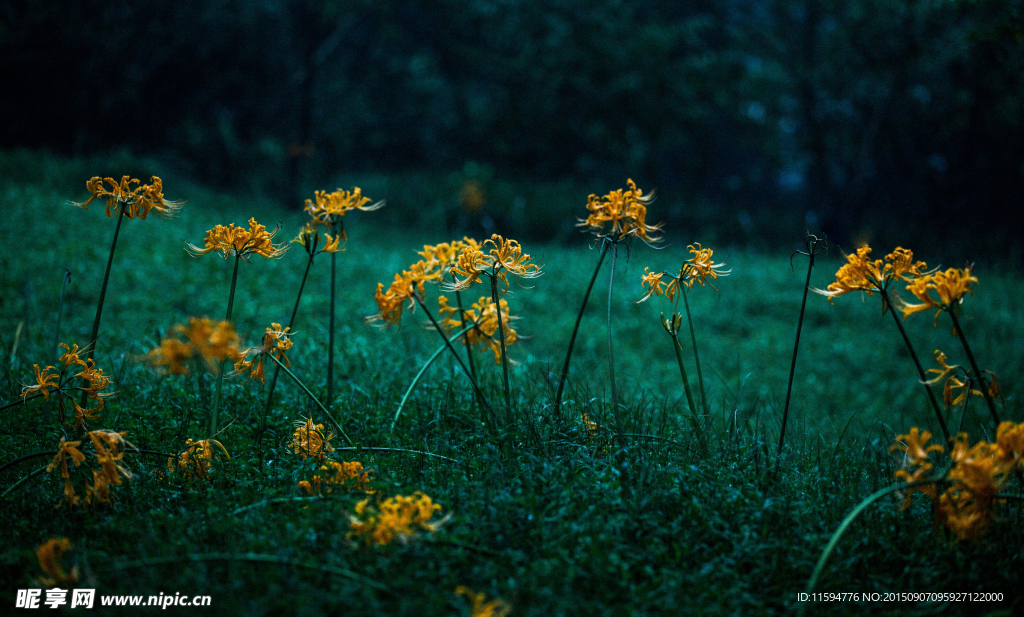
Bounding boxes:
2 0 1024 262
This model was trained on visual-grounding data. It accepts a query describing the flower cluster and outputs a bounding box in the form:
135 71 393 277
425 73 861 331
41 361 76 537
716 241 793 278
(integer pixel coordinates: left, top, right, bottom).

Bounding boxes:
187 217 289 261
577 178 662 242
445 234 542 294
292 221 342 259
892 423 1024 540
304 187 384 240
299 460 372 496
72 176 184 219
925 349 999 407
814 245 928 305
900 267 978 326
290 418 335 462
147 318 241 375
22 343 114 429
455 586 511 617
35 538 79 587
234 323 293 384
46 431 133 508
348 491 446 546
438 295 518 364
168 438 230 480
639 243 731 302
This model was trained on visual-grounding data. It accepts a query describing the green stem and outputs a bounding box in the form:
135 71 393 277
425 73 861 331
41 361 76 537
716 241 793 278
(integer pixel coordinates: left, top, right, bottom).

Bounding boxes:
53 270 71 365
412 292 494 425
0 450 57 476
0 465 48 500
670 330 708 458
555 240 609 416
680 284 707 413
210 253 241 438
778 246 816 456
264 255 314 419
265 352 353 446
882 290 950 444
455 291 479 387
490 275 513 426
948 309 1001 427
0 392 44 413
802 478 941 613
81 201 127 408
328 250 337 409
391 325 475 430
606 243 626 453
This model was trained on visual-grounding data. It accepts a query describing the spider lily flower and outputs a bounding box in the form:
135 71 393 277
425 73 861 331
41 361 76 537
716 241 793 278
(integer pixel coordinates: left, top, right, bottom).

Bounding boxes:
169 438 230 479
71 176 184 219
370 262 434 325
290 418 336 462
292 222 342 258
186 217 289 261
418 237 481 280
299 460 372 496
304 187 384 240
348 491 447 546
899 266 978 326
35 539 79 587
234 323 293 384
444 234 542 294
996 421 1024 465
47 438 87 507
923 349 998 406
455 587 511 617
577 178 663 243
146 318 241 375
22 344 114 429
22 364 59 401
438 295 519 364
812 245 929 307
639 244 731 302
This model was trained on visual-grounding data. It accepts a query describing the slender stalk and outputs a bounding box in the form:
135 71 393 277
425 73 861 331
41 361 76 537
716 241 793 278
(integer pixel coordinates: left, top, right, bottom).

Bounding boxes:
680 285 707 413
0 392 44 413
392 324 474 430
412 293 494 423
455 291 479 386
881 290 950 443
605 242 625 451
948 310 1001 427
53 270 71 364
80 202 127 409
778 244 817 456
0 465 48 501
490 275 513 426
554 240 609 415
265 352 353 446
328 250 337 408
210 254 241 438
264 255 315 418
670 331 708 457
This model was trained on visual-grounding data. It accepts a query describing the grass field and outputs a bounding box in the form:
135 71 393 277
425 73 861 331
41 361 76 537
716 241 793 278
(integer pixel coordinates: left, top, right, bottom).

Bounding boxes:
0 150 1021 615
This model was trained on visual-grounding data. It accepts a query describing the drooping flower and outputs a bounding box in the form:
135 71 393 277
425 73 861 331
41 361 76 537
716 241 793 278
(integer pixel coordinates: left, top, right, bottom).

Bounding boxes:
234 323 293 384
46 438 87 508
455 586 511 617
370 261 435 326
577 178 663 243
35 538 79 587
299 460 372 496
290 419 336 462
348 492 446 546
168 438 230 479
900 267 977 326
71 176 184 219
186 217 289 261
923 349 999 407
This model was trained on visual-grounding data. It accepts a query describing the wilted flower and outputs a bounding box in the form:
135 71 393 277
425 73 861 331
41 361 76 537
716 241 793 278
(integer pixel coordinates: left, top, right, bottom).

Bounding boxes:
923 349 999 407
186 217 289 261
348 491 447 546
71 176 184 219
35 538 79 587
47 438 87 508
578 178 662 242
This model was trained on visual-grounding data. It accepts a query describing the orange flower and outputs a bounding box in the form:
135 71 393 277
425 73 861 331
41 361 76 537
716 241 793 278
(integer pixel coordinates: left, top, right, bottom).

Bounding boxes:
35 538 79 587
234 323 293 384
304 187 384 240
187 217 288 260
577 179 662 242
71 176 184 219
445 234 542 294
813 246 928 307
900 267 977 326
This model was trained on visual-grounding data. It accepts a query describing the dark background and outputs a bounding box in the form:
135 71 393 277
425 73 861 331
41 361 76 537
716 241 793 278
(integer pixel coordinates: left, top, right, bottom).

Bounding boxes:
3 0 1023 263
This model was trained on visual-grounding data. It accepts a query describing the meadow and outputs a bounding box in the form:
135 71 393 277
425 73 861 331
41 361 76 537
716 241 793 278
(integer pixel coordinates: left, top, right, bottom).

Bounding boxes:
0 149 1021 615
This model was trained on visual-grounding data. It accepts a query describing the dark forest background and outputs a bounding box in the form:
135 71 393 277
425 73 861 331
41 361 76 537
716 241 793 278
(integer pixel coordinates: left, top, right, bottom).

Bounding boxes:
3 0 1023 263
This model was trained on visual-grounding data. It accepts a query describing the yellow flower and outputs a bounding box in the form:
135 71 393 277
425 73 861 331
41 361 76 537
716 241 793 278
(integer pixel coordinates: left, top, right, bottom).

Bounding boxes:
923 349 998 407
996 421 1024 466
937 489 991 541
300 460 372 495
900 266 977 326
683 243 731 289
438 295 519 364
71 176 184 219
348 491 446 546
147 338 194 375
455 587 511 617
890 427 945 465
22 364 59 401
46 438 86 508
577 178 663 242
418 237 481 280
35 538 79 587
581 413 599 442
290 419 336 462
186 217 289 261
446 234 542 294
292 221 342 257
169 438 230 479
370 262 433 326
813 246 928 307
304 187 384 240
234 323 293 384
